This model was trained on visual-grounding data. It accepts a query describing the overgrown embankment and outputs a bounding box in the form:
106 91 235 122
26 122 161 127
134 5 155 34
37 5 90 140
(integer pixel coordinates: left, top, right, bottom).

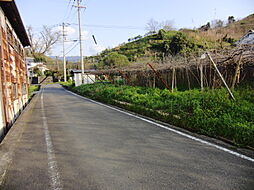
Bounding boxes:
67 83 254 148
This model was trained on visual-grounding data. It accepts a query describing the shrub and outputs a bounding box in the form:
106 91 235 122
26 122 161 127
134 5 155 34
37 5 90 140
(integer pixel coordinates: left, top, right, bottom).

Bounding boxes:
99 52 129 69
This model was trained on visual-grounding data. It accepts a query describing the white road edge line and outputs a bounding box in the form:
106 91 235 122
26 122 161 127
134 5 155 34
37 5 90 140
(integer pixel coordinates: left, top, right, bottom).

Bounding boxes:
41 88 63 190
65 89 254 163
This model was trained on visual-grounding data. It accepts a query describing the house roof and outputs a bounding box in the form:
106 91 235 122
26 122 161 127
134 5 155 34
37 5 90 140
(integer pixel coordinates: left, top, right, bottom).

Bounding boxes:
0 0 30 46
236 30 254 45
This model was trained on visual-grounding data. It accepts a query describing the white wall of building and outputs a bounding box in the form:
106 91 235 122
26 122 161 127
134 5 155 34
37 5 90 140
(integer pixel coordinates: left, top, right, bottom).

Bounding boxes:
74 73 96 86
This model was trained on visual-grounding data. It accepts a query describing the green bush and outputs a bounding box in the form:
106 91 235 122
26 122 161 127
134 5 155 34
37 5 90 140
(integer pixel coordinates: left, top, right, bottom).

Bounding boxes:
168 32 201 55
99 52 129 69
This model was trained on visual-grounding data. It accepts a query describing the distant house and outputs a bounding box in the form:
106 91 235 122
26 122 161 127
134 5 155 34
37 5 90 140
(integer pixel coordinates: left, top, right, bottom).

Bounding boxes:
235 30 254 45
0 1 30 140
25 57 49 79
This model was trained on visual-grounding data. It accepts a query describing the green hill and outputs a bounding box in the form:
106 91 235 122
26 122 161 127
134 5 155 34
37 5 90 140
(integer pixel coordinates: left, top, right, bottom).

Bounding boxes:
96 13 254 65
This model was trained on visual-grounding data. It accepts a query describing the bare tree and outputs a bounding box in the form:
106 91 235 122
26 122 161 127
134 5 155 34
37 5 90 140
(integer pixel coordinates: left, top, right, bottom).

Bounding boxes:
211 19 224 28
146 19 175 33
27 25 61 56
146 18 161 33
161 20 174 31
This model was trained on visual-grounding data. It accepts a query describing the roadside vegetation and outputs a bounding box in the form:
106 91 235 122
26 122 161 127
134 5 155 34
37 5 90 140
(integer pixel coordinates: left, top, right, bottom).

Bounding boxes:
64 83 254 148
28 85 40 99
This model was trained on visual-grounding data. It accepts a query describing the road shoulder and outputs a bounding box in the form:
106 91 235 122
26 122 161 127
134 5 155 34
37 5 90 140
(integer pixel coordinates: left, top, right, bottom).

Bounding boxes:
0 93 40 186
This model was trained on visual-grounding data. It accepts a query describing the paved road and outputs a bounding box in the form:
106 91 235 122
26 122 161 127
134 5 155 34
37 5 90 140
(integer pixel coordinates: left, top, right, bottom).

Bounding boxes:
1 84 254 190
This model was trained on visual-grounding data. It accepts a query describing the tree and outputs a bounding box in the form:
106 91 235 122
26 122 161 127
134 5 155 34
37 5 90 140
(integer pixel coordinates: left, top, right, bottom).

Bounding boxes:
33 67 43 76
211 19 224 28
128 35 142 42
161 20 174 31
27 25 61 56
199 22 211 31
146 18 161 33
99 52 129 69
34 55 47 63
146 19 175 33
45 70 54 77
166 32 200 56
228 16 235 24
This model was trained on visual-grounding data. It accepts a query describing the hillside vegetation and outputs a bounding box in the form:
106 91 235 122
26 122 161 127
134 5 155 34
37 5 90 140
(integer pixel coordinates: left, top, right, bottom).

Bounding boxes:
96 14 254 66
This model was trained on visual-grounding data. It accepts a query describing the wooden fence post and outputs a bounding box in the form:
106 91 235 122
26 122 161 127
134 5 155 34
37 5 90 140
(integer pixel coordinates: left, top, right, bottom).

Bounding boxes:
231 54 243 89
206 52 235 100
147 63 170 90
171 68 175 93
200 63 204 91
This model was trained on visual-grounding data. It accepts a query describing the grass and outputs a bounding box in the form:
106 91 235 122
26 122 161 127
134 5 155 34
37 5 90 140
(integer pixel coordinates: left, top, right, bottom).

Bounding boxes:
28 85 40 99
66 83 254 148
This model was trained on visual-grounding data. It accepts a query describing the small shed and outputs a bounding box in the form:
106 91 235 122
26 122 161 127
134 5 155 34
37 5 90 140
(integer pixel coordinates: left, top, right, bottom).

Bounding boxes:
70 69 96 87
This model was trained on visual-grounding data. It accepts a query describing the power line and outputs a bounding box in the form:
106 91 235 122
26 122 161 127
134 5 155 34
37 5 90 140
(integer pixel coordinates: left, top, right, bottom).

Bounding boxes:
64 40 78 54
64 1 76 23
63 0 72 21
70 23 145 30
65 41 79 56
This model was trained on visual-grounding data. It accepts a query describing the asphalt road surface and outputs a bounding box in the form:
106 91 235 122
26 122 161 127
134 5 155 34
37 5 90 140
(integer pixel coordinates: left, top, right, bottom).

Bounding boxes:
1 84 254 190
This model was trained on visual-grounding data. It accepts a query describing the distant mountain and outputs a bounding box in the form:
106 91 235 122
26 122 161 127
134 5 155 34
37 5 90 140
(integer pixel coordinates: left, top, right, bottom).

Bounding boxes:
49 56 81 62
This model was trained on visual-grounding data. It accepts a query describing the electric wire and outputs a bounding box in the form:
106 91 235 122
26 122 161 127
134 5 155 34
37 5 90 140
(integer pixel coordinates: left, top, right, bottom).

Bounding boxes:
70 23 145 30
65 41 79 56
62 0 72 21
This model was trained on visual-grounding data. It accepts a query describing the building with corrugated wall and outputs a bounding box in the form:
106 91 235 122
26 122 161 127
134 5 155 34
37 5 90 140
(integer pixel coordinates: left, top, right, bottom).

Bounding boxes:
0 0 30 140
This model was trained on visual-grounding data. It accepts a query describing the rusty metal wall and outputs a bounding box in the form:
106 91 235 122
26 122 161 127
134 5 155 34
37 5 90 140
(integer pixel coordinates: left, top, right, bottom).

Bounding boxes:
0 13 28 138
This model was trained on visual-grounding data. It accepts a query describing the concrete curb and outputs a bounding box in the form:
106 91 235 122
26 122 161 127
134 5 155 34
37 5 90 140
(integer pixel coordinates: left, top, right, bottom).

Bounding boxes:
0 93 39 186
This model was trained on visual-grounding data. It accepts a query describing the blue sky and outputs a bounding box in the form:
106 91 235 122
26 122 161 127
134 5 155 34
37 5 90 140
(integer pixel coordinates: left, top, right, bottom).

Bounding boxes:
15 0 254 56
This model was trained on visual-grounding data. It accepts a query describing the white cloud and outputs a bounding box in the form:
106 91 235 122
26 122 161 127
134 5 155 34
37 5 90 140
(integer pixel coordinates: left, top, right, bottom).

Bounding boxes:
54 26 76 36
65 26 76 35
81 30 89 40
89 44 106 55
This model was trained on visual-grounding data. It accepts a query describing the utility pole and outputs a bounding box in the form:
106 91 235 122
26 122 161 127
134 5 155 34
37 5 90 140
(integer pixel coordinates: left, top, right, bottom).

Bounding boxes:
62 23 66 82
55 56 60 82
61 22 69 82
75 0 86 83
